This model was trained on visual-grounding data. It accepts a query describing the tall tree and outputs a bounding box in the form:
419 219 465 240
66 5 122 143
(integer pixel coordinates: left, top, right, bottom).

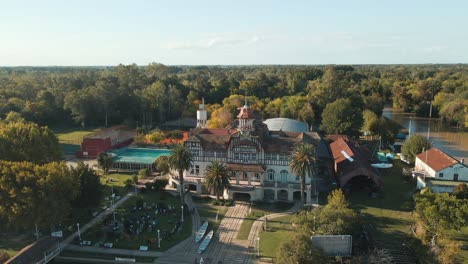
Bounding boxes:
168 144 193 203
401 134 430 163
97 152 114 174
0 120 61 163
320 98 363 136
289 143 316 203
203 161 231 200
277 234 331 264
71 162 103 207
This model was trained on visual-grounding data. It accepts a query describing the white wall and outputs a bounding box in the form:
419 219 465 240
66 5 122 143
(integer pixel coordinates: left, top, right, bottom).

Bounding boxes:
436 165 468 181
414 157 436 177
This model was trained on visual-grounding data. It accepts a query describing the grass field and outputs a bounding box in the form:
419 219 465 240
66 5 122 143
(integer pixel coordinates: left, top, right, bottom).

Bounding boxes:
236 201 293 240
54 127 97 144
258 215 295 258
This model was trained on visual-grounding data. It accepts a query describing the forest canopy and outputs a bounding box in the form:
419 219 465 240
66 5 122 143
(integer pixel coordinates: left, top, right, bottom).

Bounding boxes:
0 64 466 129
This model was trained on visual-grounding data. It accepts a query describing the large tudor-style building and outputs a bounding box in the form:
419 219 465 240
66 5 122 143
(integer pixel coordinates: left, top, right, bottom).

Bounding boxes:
168 100 330 204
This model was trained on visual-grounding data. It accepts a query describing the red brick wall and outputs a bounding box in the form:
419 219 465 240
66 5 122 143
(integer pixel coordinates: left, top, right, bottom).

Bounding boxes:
77 138 133 158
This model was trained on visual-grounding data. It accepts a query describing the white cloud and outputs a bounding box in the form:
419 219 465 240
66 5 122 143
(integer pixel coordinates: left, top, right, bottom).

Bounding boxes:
167 34 268 50
420 45 447 53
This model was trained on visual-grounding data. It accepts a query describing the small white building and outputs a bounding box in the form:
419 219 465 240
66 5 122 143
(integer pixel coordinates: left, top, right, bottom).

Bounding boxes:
413 148 467 193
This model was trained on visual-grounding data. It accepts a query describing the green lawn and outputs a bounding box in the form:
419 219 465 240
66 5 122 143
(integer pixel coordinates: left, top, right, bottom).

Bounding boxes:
192 195 231 235
54 127 97 144
347 161 415 249
57 250 155 263
100 173 135 197
80 191 191 251
197 205 228 235
237 201 293 240
258 215 295 259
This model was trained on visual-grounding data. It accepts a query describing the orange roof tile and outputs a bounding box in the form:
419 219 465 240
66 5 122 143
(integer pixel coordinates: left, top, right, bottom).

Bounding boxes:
416 148 459 171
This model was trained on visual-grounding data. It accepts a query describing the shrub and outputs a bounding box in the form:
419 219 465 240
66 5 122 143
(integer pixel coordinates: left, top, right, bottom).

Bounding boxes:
211 200 220 206
138 168 150 178
124 179 133 188
145 182 153 190
0 251 10 263
224 199 234 206
153 178 168 191
165 130 183 139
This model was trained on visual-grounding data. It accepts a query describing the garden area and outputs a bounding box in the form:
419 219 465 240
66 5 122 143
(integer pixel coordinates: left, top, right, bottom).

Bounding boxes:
78 190 191 251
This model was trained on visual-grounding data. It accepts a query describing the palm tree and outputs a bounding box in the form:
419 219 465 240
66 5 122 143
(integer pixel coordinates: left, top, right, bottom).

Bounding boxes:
289 143 317 203
168 144 193 203
204 161 231 200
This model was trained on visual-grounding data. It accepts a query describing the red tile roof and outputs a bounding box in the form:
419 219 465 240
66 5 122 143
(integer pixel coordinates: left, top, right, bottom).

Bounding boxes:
416 148 459 171
329 137 355 164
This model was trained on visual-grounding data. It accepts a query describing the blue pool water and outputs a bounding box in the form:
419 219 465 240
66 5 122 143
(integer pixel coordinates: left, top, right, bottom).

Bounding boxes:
109 148 171 164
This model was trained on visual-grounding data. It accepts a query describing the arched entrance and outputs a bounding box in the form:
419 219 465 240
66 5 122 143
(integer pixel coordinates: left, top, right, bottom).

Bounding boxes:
186 184 197 192
264 189 275 200
277 190 288 201
293 191 306 201
232 192 251 201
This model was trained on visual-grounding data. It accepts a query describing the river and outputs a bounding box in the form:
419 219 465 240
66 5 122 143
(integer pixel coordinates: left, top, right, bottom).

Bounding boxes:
382 107 468 161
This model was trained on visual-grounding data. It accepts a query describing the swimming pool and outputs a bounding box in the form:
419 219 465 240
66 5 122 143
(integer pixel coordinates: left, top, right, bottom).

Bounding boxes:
109 147 171 164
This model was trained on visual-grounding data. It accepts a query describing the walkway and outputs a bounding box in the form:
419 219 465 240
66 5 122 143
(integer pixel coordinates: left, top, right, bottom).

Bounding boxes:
245 202 303 263
157 201 250 264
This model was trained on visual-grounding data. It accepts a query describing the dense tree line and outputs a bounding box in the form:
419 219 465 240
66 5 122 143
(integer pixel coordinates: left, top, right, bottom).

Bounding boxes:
1 64 466 130
0 119 103 230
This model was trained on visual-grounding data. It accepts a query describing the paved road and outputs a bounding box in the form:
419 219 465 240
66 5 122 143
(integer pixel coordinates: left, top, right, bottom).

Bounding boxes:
156 201 250 264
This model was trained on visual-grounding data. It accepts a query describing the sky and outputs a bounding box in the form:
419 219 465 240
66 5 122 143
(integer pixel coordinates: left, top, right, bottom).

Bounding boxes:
1 0 467 66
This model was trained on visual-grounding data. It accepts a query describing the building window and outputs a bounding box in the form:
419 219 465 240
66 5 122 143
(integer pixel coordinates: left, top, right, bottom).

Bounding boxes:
267 169 275 181
439 173 444 178
454 173 459 181
234 153 240 160
195 165 200 175
280 170 288 182
190 166 195 174
296 175 300 181
255 173 260 180
279 153 288 161
265 153 275 160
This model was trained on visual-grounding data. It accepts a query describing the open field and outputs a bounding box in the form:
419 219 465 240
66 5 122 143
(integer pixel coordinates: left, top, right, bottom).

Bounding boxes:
236 201 293 240
54 127 97 144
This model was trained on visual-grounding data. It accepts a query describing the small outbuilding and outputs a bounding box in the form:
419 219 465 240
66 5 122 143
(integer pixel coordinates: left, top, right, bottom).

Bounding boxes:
413 148 467 193
77 126 135 158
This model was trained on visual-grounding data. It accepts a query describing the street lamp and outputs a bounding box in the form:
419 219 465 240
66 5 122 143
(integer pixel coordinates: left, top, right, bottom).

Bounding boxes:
157 229 161 248
256 237 260 257
181 205 184 222
77 223 82 243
